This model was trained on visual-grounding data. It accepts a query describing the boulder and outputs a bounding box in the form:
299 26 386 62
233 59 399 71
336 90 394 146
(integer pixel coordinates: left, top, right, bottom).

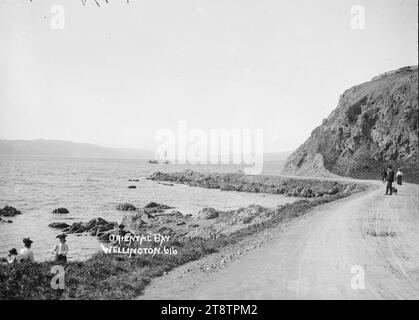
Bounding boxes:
66 218 117 237
165 210 184 218
0 217 13 223
186 225 220 239
144 202 159 208
128 185 137 189
116 203 137 211
236 204 267 223
121 212 152 231
326 187 338 195
197 207 219 219
144 202 173 209
241 216 254 224
52 208 69 214
0 206 22 217
67 222 85 233
300 187 313 197
48 222 70 229
97 231 114 242
141 202 174 214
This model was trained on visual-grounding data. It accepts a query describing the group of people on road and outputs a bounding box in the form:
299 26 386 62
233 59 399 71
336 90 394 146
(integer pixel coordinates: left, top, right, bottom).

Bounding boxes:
381 165 404 195
2 233 69 265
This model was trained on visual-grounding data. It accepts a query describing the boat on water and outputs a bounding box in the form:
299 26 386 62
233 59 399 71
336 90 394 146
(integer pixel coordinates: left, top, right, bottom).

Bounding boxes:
149 151 170 164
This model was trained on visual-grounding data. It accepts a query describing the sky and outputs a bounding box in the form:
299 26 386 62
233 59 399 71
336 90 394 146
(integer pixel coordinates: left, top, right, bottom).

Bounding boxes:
0 0 417 153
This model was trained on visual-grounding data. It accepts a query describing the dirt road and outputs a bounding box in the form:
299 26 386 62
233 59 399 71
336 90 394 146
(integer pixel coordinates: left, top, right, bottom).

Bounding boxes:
139 179 419 300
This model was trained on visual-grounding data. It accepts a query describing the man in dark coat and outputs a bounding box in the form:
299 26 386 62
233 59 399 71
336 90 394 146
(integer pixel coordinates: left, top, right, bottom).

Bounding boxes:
385 165 395 195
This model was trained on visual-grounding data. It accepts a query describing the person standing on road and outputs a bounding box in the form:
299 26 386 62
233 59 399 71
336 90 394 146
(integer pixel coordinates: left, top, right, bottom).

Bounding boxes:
385 165 395 195
396 168 404 185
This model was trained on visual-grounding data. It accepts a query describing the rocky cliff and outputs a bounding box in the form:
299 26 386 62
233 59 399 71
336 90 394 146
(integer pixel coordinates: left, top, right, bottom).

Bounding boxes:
282 66 418 183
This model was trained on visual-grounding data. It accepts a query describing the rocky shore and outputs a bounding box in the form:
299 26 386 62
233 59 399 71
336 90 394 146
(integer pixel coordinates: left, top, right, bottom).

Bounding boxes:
118 171 366 241
51 171 367 244
148 170 363 197
49 202 177 242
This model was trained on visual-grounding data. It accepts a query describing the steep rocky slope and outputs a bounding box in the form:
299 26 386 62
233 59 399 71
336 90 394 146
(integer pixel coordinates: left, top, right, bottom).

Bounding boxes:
282 66 418 183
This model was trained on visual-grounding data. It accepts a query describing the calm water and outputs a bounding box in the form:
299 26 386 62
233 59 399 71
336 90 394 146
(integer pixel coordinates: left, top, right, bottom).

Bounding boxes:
0 156 292 262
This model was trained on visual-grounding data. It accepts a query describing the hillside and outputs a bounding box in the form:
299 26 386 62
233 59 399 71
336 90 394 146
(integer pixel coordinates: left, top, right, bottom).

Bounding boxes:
282 66 419 183
0 139 153 160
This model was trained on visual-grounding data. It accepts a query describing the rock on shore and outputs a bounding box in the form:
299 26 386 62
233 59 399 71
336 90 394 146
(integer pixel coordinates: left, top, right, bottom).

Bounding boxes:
52 208 69 214
144 202 174 211
116 203 137 211
48 222 70 229
0 217 13 223
65 218 118 241
121 202 179 234
197 208 219 219
0 206 22 217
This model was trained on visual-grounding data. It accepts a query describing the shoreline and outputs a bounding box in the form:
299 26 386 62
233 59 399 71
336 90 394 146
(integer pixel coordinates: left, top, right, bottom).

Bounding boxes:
0 171 369 300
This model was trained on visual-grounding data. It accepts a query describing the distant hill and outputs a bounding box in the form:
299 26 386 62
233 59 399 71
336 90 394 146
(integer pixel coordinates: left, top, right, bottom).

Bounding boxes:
0 139 154 160
0 140 292 165
282 66 418 183
263 151 293 162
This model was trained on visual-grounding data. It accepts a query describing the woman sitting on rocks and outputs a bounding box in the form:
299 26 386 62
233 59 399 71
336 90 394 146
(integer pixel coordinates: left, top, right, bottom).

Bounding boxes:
0 248 19 264
19 238 35 262
7 248 18 264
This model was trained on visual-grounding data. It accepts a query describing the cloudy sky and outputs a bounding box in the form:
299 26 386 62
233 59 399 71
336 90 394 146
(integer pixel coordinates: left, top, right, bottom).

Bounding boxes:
0 0 417 152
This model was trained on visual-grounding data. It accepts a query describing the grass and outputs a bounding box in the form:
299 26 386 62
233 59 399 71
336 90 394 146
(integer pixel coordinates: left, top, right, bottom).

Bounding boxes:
0 187 365 299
